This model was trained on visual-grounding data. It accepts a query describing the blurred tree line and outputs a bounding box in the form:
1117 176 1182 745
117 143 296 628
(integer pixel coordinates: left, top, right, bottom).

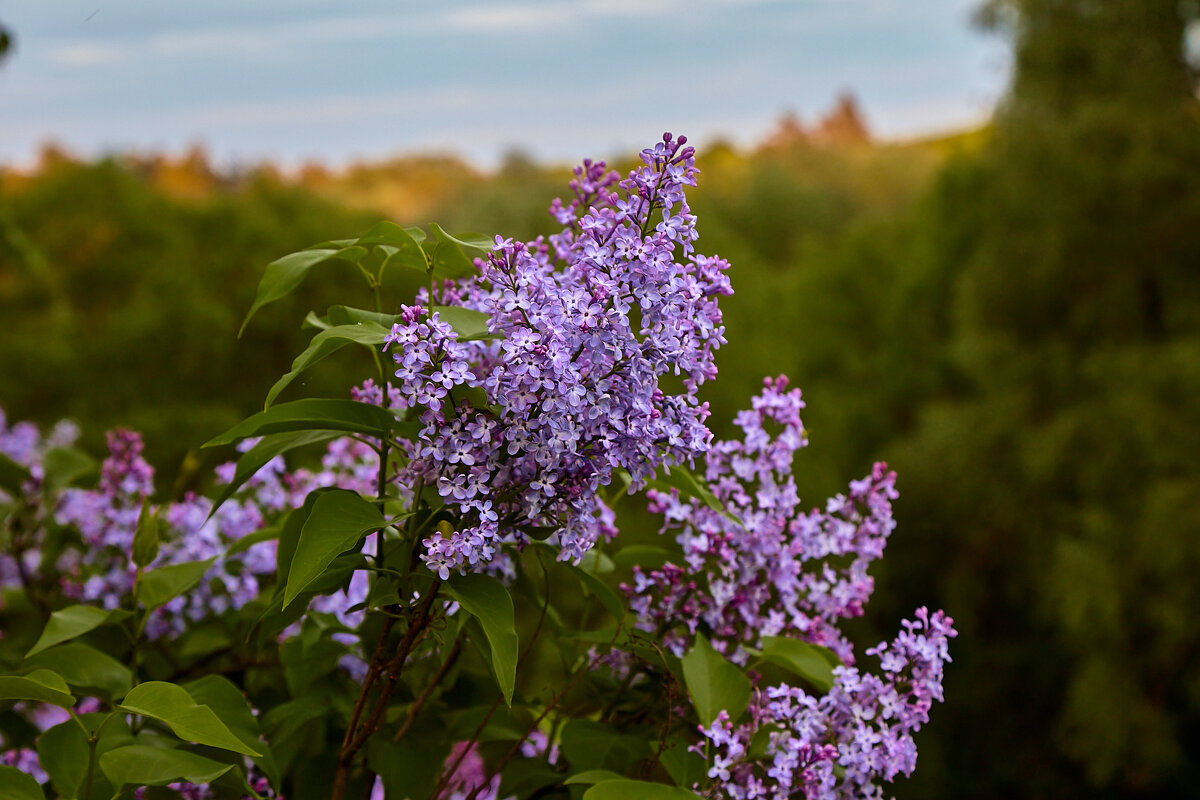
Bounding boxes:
1 0 1198 796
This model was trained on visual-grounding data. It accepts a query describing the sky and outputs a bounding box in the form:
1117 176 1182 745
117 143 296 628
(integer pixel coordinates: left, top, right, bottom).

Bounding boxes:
0 0 1011 170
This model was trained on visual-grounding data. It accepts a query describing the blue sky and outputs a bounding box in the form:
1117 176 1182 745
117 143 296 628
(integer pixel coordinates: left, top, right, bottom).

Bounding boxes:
0 0 1010 169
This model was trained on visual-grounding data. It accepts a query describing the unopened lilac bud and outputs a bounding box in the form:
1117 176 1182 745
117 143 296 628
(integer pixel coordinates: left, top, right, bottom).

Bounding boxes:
677 135 687 145
662 131 672 142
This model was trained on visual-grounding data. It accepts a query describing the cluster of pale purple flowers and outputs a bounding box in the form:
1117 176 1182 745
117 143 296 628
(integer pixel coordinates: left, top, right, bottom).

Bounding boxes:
698 607 956 800
0 404 383 639
629 376 899 664
382 133 732 579
0 409 83 591
624 376 956 798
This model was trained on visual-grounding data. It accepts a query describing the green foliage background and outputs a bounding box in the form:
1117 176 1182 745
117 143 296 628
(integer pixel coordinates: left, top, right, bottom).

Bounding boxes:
2 1 1199 796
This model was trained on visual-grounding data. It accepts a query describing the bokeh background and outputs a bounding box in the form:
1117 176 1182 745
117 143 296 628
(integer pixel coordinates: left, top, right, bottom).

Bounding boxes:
2 2 1199 797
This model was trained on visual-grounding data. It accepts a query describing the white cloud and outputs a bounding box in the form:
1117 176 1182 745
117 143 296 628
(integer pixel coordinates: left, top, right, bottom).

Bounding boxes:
48 42 127 67
444 4 578 33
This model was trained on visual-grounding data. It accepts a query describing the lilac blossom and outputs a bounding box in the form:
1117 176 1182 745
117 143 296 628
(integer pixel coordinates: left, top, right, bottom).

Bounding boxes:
628 376 898 665
625 377 955 798
1 385 394 640
697 608 957 800
382 134 731 579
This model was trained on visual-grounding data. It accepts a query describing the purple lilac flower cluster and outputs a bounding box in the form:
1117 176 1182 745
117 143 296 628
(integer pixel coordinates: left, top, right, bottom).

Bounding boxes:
1 410 84 588
0 700 101 784
625 377 956 798
699 608 956 800
132 773 278 800
0 408 81 471
628 376 899 664
0 395 388 639
383 134 732 579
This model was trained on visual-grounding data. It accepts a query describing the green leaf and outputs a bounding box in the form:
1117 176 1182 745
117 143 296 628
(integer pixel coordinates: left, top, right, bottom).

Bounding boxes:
225 520 283 558
367 725 452 800
182 675 260 744
208 430 339 518
432 305 497 341
0 766 45 800
136 558 216 612
355 220 420 247
560 720 650 774
276 490 335 590
658 738 707 789
118 681 261 756
325 305 403 328
428 223 490 279
26 605 125 658
680 633 751 727
178 624 235 660
132 497 161 569
611 545 672 571
0 452 31 495
646 464 738 525
99 745 235 790
41 447 97 493
25 642 133 701
303 309 333 331
747 723 783 761
757 636 838 693
355 221 427 274
265 322 391 408
498 759 564 797
445 703 529 743
582 779 704 800
184 675 277 787
240 246 367 335
430 225 492 253
284 489 385 609
445 573 518 705
37 718 89 798
565 564 624 620
0 668 74 708
564 769 627 785
203 399 396 448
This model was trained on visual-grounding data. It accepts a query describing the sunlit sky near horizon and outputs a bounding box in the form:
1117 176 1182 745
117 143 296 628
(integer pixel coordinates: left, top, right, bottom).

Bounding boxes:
0 0 1011 170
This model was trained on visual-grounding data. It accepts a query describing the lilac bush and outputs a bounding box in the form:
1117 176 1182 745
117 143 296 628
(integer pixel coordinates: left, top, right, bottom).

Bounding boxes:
0 135 953 800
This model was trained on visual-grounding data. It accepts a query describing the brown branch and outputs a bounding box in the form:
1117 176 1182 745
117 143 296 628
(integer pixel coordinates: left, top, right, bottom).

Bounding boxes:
394 636 463 743
331 611 400 800
460 621 626 800
349 580 442 755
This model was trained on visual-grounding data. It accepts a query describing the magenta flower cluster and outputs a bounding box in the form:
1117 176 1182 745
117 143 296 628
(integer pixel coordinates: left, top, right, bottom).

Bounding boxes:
382 133 732 579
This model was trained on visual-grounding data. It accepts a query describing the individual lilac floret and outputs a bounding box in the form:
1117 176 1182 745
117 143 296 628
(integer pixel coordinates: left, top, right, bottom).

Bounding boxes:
383 134 731 579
